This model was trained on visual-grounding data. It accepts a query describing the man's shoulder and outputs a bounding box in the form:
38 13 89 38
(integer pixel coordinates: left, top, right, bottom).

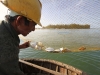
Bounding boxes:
0 20 2 24
0 20 4 28
0 20 5 25
0 20 7 32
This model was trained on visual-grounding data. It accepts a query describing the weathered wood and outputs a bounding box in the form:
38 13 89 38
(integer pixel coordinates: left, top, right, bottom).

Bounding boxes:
60 67 67 75
31 59 83 74
19 59 65 75
19 59 87 75
68 70 72 75
71 72 77 75
56 66 58 72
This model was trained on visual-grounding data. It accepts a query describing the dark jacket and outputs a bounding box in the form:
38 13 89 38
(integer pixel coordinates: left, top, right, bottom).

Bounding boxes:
0 20 24 75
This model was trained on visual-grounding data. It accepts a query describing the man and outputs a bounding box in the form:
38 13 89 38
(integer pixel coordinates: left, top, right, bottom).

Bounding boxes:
0 0 42 75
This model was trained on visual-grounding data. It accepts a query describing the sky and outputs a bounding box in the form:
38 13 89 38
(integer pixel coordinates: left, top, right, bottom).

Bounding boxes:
0 0 100 28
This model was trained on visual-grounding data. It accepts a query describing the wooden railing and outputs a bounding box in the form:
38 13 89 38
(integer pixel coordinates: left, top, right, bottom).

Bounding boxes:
19 59 87 75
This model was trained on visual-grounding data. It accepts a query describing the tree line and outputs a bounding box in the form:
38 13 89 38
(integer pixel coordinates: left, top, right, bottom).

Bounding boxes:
43 24 90 29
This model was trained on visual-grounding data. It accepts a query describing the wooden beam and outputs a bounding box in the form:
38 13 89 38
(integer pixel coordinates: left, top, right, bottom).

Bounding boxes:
19 59 66 75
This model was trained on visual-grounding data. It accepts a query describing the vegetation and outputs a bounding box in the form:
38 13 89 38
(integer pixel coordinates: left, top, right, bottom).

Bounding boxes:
43 24 90 29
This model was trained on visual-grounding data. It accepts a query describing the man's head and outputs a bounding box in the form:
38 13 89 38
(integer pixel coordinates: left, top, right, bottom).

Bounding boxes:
16 16 37 36
1 0 42 26
1 0 42 36
6 14 37 36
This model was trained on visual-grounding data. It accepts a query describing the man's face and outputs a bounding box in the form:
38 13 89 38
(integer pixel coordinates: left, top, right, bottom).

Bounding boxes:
16 16 36 36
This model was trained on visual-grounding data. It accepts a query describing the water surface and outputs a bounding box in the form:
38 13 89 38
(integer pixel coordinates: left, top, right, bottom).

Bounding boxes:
19 29 100 75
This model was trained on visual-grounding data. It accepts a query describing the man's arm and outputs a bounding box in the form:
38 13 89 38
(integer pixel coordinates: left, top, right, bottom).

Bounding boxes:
19 41 30 49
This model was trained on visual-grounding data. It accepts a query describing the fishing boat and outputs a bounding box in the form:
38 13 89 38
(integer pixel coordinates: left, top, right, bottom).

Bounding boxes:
19 58 87 75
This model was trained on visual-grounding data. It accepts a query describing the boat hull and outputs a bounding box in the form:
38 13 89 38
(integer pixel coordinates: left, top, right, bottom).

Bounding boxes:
19 59 87 75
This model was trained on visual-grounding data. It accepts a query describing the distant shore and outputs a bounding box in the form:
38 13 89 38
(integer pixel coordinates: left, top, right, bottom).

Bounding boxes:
42 24 90 29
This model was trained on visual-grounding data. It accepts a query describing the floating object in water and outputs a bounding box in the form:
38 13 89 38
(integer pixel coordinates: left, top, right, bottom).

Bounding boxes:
54 49 61 53
52 47 71 53
45 47 54 52
62 48 71 53
79 46 86 51
60 47 63 51
30 41 71 53
29 41 44 50
35 45 42 50
45 47 71 53
29 42 37 48
37 41 44 47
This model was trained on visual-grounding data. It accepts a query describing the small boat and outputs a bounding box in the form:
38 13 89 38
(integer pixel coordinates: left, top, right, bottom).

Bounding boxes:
19 58 87 75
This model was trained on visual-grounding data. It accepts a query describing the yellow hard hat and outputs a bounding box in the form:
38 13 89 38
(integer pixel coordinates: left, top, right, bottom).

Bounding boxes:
1 0 42 26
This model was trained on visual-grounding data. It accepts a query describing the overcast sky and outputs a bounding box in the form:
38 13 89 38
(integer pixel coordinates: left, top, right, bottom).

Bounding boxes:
0 0 100 28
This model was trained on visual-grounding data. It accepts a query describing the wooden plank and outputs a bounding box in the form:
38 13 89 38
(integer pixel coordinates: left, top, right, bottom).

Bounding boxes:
68 70 72 75
56 66 58 72
19 59 65 75
60 67 67 75
71 72 77 75
21 59 87 75
63 68 67 75
36 59 83 74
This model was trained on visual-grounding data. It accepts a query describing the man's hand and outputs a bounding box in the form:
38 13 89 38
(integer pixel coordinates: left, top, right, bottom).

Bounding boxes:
19 41 30 49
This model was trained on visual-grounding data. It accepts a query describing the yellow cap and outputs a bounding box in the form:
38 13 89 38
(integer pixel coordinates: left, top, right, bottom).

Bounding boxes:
1 0 42 26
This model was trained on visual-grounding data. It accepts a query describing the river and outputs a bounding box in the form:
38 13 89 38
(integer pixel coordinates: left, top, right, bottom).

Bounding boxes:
19 28 100 75
20 28 100 50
